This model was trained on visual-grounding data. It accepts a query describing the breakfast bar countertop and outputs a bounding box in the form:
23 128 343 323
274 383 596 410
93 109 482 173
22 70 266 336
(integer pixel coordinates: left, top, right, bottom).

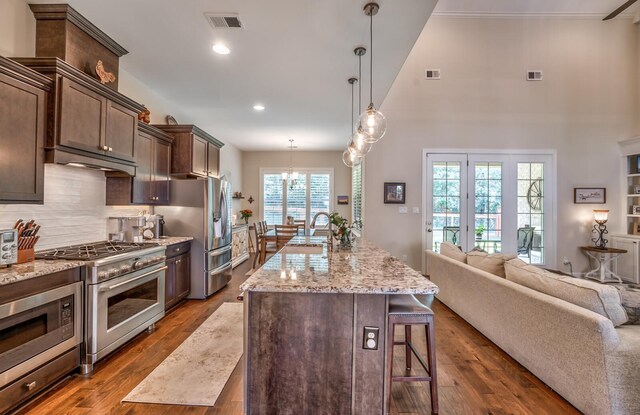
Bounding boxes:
240 236 438 295
0 260 86 286
145 236 194 246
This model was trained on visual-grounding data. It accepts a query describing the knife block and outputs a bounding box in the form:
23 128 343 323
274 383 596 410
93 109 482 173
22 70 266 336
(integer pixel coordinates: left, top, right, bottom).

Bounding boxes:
17 248 35 264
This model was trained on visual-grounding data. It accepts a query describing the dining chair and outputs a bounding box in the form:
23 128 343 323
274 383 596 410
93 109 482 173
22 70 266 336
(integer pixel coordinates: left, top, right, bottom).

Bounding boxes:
262 220 268 232
252 223 277 269
293 219 306 235
275 225 299 249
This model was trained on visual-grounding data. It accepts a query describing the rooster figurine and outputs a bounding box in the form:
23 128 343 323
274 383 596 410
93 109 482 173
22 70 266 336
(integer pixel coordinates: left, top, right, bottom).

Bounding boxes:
95 60 116 84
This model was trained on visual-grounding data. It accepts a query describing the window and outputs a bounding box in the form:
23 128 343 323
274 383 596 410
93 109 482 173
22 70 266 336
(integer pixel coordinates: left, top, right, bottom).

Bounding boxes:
352 164 363 229
261 169 333 225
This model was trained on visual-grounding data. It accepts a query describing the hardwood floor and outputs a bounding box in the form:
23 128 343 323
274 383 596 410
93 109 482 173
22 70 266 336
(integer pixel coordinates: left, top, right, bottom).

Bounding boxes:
17 256 580 415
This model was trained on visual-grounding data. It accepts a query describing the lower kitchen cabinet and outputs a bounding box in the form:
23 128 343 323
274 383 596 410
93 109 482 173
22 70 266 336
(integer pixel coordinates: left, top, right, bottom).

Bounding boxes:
232 225 250 268
165 241 191 311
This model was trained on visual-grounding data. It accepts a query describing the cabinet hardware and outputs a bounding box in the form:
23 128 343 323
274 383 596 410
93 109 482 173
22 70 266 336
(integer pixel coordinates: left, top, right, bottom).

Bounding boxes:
101 145 108 151
108 147 113 152
24 381 37 391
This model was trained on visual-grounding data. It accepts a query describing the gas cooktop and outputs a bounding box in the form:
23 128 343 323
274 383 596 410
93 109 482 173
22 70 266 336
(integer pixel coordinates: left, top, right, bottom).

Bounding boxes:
36 241 158 261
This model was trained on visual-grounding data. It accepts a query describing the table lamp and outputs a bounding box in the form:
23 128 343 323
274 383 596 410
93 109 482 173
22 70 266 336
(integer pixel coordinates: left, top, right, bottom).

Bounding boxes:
592 209 609 249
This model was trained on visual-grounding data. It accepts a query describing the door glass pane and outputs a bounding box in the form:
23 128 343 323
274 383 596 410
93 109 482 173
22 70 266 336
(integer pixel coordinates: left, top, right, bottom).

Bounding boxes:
474 163 502 253
310 174 331 226
517 163 544 264
432 162 461 252
263 174 284 225
108 279 158 329
286 174 307 221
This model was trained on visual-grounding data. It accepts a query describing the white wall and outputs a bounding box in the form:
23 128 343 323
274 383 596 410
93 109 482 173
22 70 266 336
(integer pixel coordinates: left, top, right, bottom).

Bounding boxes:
365 16 639 272
242 151 351 223
0 1 243 248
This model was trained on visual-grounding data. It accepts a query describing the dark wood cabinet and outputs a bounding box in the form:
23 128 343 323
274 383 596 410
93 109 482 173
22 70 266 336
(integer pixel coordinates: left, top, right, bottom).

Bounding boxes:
153 124 224 179
0 57 51 204
12 58 144 176
106 123 173 205
164 241 191 311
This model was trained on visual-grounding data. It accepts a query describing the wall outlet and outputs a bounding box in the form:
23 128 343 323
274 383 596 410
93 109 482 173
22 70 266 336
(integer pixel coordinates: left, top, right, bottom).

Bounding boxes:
412 207 420 214
399 207 408 214
363 326 379 350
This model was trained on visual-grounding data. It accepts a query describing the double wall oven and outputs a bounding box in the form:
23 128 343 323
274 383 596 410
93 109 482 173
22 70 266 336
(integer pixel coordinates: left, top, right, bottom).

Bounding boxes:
0 270 82 413
37 242 167 374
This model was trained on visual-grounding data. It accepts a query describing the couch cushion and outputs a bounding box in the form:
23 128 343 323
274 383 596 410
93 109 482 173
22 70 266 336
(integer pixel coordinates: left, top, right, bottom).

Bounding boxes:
505 259 628 326
466 251 516 278
440 242 466 263
613 285 640 325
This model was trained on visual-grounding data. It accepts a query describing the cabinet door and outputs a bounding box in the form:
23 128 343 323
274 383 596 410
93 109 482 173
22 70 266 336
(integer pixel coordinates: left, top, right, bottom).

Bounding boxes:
207 143 219 177
105 100 137 162
192 135 208 177
165 257 177 310
153 139 171 205
0 73 45 203
59 77 106 154
175 253 191 301
132 131 153 204
612 237 640 284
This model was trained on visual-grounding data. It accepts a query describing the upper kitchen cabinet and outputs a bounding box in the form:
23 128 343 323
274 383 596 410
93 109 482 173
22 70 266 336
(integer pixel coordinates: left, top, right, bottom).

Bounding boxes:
13 58 144 176
106 123 173 205
153 125 224 179
0 57 52 204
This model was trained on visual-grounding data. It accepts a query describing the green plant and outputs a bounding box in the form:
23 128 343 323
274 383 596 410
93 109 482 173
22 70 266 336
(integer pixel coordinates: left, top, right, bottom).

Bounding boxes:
475 224 486 236
329 212 361 246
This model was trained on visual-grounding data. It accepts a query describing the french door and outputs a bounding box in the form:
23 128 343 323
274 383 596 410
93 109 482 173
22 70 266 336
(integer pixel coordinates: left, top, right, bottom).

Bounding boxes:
425 152 554 266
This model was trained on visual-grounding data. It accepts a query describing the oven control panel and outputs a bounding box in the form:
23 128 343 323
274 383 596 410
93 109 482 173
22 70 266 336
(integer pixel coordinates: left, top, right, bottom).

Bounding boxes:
90 248 167 284
60 295 74 339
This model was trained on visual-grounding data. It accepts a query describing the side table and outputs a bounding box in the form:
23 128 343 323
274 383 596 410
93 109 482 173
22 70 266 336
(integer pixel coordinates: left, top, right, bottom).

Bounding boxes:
579 246 627 284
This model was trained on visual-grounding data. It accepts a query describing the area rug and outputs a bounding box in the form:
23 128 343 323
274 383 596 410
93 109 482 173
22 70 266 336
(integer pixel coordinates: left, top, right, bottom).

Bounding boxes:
123 302 243 406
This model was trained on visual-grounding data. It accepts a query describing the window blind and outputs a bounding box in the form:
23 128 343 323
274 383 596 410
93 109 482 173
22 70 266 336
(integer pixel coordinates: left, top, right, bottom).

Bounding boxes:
263 174 284 225
310 174 330 226
352 164 363 228
286 175 307 220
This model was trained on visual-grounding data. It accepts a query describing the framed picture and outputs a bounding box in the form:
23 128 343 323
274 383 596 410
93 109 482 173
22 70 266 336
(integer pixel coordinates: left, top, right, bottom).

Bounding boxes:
337 195 349 205
384 182 406 204
634 185 640 195
633 205 640 215
633 223 640 235
574 188 606 204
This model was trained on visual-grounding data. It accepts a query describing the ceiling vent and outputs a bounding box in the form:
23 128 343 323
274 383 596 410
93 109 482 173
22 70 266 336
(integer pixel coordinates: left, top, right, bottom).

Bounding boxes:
527 70 543 81
425 69 441 80
204 13 243 29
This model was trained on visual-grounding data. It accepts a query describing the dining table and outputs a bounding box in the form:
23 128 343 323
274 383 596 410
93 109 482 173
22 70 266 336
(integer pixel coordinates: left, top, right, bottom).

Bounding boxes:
259 228 316 263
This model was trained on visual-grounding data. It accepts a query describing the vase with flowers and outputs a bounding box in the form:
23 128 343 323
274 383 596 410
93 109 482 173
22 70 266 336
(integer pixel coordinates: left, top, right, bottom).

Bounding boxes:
329 212 361 249
240 209 253 224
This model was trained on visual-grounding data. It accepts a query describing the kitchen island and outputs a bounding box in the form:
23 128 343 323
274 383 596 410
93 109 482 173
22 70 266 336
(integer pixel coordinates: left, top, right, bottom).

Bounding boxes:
240 236 438 415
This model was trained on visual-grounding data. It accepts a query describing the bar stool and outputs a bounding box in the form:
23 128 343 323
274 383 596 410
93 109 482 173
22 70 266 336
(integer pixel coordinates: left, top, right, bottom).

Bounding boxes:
387 294 438 414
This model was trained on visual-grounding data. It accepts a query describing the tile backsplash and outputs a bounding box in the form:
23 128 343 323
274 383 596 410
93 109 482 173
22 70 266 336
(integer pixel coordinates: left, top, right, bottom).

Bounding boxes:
0 164 150 250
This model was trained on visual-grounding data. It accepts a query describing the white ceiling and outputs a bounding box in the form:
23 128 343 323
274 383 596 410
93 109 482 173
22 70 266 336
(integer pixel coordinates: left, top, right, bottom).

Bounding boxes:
27 0 437 151
432 0 640 17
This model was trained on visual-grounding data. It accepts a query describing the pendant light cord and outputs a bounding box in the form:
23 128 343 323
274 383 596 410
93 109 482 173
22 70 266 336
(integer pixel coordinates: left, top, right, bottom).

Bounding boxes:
369 11 373 106
351 81 355 134
358 54 362 114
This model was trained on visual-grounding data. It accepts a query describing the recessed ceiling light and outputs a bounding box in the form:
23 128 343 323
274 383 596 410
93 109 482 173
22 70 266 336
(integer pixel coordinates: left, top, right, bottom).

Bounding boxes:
253 104 265 111
212 43 230 55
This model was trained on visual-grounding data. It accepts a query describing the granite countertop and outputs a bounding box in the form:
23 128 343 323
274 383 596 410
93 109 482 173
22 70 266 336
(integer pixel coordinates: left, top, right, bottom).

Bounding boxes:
145 236 194 246
240 237 439 295
0 260 85 286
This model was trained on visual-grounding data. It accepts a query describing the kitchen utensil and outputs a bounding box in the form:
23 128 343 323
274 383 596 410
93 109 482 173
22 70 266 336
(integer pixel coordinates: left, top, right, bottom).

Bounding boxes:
13 219 23 230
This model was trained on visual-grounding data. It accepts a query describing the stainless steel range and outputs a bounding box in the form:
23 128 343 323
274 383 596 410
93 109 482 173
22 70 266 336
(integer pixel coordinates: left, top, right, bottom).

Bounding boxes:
36 241 166 373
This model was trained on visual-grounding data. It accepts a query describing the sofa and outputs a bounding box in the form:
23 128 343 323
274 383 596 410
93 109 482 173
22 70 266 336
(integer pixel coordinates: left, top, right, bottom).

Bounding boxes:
426 247 640 415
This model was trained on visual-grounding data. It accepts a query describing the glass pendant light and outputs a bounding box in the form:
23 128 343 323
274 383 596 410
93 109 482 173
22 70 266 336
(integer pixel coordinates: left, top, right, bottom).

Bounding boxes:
342 148 362 167
348 49 372 157
358 2 387 143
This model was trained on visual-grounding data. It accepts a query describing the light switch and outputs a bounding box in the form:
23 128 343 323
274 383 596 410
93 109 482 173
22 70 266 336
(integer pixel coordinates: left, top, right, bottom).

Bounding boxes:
399 207 408 214
363 326 379 350
412 207 420 214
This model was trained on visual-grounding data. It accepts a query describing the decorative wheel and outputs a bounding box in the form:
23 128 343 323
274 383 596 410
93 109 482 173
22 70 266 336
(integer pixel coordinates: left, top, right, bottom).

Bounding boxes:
527 179 543 212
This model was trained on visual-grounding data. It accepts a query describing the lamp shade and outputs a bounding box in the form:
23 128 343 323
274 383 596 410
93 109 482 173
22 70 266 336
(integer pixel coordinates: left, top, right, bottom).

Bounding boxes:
594 209 609 223
358 105 387 143
342 149 362 167
347 131 372 156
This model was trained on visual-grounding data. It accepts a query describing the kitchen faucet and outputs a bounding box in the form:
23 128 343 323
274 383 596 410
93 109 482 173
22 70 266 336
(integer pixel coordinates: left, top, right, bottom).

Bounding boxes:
311 211 333 251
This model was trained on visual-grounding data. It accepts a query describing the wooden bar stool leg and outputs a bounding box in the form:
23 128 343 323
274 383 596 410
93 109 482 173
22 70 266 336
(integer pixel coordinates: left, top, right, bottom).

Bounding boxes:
426 319 439 414
405 325 412 371
386 320 396 415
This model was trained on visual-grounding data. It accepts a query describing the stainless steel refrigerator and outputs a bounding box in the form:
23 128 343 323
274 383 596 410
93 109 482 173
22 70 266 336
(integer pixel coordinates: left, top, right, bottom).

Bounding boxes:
156 176 232 298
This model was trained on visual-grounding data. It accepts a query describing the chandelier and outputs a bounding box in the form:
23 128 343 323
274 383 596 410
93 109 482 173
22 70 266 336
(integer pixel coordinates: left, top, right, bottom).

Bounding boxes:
282 139 299 189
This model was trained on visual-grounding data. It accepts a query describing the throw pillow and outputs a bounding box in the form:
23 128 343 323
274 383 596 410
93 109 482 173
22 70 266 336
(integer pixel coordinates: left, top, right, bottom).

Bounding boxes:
466 251 517 278
440 242 466 263
613 285 640 325
505 259 628 327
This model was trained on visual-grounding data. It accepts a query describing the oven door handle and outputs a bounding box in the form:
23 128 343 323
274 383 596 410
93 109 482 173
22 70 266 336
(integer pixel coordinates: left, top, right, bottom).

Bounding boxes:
99 266 168 292
210 245 232 257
